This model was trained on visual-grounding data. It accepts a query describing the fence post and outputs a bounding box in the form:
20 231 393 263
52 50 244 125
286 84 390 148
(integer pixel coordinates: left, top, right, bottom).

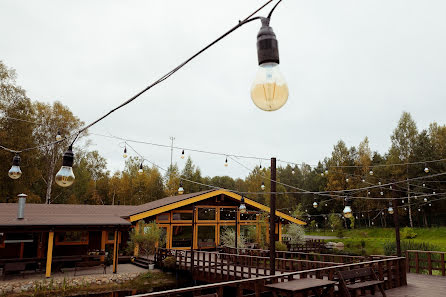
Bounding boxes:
428 252 432 275
441 253 445 276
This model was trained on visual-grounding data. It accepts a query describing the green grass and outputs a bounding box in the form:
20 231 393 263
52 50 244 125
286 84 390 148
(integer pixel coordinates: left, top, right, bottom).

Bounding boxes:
306 227 446 255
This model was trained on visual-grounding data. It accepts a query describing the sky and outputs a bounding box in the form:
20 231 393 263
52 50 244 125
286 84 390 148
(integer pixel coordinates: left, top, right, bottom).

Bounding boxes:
1 0 445 179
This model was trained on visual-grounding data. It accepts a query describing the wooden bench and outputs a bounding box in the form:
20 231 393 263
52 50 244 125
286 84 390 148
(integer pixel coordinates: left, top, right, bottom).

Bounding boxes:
74 261 106 276
3 262 27 279
337 267 387 297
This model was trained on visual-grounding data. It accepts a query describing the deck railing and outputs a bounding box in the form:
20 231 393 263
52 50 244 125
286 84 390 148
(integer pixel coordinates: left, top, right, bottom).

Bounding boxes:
151 248 406 297
406 250 446 276
141 251 407 297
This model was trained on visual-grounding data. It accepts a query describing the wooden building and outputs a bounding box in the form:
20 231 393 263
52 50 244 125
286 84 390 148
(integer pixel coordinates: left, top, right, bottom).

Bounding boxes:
0 189 304 277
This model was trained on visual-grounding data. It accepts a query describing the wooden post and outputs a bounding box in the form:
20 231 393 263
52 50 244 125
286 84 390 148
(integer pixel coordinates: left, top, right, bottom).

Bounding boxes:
235 209 238 251
392 198 401 257
134 223 140 257
270 157 277 276
113 230 119 273
191 205 195 272
45 231 54 278
101 231 107 262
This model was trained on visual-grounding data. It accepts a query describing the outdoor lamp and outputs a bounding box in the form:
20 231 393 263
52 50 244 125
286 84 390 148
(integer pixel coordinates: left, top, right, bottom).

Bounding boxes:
343 197 353 219
313 201 318 208
424 167 429 173
325 170 329 175
178 181 184 195
8 153 22 179
239 196 247 214
261 181 265 191
388 202 394 215
56 130 62 141
123 147 127 158
138 163 143 175
55 146 75 187
424 197 428 202
369 170 374 176
181 150 185 159
251 17 288 111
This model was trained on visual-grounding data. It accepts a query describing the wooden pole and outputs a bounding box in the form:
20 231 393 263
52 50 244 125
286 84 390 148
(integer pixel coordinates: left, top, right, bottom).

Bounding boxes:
191 205 195 272
100 231 107 262
235 208 238 252
270 157 276 276
113 230 119 273
45 231 54 278
392 198 401 257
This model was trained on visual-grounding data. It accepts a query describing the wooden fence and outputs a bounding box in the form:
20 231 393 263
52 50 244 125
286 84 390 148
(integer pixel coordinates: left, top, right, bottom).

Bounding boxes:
150 249 406 297
406 250 446 276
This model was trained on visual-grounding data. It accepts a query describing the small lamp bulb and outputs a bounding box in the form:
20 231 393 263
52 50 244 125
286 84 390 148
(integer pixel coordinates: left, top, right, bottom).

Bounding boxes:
224 157 228 167
55 146 75 187
369 170 374 176
138 163 143 175
424 167 429 173
388 206 394 215
251 62 288 111
239 196 247 214
178 182 184 195
261 182 265 191
123 147 127 158
181 150 185 159
343 205 353 219
56 130 62 141
313 201 318 208
424 197 428 202
8 154 22 180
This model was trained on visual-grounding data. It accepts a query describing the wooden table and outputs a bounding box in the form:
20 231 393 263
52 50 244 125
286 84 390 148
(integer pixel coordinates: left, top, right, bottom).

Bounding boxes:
265 278 336 297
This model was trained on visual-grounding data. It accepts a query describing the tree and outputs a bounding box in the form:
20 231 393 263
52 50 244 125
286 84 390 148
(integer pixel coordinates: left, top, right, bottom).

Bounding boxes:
127 221 163 261
285 223 305 245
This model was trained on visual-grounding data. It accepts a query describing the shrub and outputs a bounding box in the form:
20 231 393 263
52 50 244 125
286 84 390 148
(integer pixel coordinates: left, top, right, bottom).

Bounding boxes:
286 223 305 245
275 241 288 251
162 256 176 269
401 227 417 239
384 240 440 256
336 228 345 239
220 226 247 248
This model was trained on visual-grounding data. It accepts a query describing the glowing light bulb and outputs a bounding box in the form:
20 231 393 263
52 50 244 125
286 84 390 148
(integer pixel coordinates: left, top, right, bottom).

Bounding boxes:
346 178 349 183
178 182 184 195
362 179 366 183
325 203 328 207
369 170 374 176
378 181 382 185
138 163 143 175
424 197 428 202
251 62 288 111
388 206 394 215
224 157 228 167
321 172 324 177
325 170 329 175
429 203 432 207
181 150 185 159
423 183 426 187
389 185 393 190
239 197 247 214
8 154 22 179
372 221 375 225
55 146 75 187
292 170 295 175
313 201 318 208
424 167 429 173
123 147 127 158
402 199 405 204
261 182 265 191
367 191 371 195
380 191 384 196
56 130 62 141
343 206 353 218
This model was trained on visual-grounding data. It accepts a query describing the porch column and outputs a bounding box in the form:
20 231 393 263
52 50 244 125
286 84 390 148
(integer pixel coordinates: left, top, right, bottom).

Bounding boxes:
100 231 107 262
134 224 140 257
45 231 54 278
278 222 282 242
112 230 119 273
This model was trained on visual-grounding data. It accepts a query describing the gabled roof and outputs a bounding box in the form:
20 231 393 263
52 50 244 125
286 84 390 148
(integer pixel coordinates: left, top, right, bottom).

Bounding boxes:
128 189 306 225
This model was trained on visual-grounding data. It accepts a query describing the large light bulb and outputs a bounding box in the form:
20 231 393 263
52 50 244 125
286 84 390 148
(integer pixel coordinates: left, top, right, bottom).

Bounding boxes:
123 147 127 158
388 206 394 215
178 182 184 195
251 63 288 111
8 154 22 179
261 182 265 191
138 163 143 175
56 130 62 141
313 201 318 208
343 205 352 218
55 146 75 187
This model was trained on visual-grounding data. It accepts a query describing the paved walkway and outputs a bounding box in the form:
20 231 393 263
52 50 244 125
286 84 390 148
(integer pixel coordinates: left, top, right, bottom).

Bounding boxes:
382 273 446 297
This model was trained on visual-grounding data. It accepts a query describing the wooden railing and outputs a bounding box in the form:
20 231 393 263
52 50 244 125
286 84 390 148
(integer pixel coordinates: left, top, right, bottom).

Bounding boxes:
139 252 407 297
406 250 446 276
220 246 367 264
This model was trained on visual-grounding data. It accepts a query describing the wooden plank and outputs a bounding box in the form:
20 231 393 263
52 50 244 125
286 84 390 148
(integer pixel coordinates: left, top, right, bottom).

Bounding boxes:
45 231 54 278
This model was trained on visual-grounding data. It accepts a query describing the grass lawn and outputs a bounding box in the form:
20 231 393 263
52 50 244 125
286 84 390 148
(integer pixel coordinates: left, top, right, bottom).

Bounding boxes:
306 227 446 255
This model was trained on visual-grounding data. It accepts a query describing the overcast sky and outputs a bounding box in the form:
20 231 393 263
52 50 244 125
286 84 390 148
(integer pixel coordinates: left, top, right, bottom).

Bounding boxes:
1 0 445 179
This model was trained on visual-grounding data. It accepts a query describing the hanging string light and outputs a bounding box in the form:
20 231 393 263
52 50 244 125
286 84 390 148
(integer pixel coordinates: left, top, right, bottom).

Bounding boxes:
123 146 128 158
239 196 247 214
8 153 22 179
345 178 349 183
424 163 429 173
138 163 143 175
362 178 366 183
380 191 384 196
325 169 329 175
320 172 324 177
181 149 185 159
55 146 75 187
424 197 428 202
261 181 265 191
178 181 184 195
56 130 62 141
224 157 228 167
388 202 394 215
429 203 432 207
369 170 374 176
292 168 295 175
313 201 318 208
343 197 353 218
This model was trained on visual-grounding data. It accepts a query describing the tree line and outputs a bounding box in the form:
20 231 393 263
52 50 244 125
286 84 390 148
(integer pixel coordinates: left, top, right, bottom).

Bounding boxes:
1 60 446 227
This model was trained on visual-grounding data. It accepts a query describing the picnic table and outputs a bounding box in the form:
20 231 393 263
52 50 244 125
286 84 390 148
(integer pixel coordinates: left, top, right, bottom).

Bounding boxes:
265 278 336 297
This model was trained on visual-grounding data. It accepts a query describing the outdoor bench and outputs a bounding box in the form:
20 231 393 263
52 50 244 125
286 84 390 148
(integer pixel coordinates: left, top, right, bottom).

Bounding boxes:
337 267 387 297
2 262 27 279
74 260 106 276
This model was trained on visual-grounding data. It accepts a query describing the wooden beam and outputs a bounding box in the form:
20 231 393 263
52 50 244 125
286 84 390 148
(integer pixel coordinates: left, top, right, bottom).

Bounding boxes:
134 223 140 257
113 230 119 273
45 231 54 278
101 231 107 262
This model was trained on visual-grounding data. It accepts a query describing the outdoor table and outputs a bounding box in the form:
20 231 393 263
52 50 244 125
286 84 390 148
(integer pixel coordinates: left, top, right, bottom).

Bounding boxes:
265 278 336 297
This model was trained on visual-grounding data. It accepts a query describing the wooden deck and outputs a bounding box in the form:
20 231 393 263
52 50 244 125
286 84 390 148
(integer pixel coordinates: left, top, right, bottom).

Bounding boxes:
381 273 446 297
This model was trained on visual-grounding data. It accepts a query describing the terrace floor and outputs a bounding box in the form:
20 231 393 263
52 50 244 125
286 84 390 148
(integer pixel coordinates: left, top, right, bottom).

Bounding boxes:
381 273 446 297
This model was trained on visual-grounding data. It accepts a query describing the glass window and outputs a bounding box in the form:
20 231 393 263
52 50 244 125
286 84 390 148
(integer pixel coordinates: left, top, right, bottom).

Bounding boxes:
57 232 88 244
219 225 236 246
197 226 215 248
220 208 236 220
240 225 257 243
240 212 257 221
108 232 115 242
172 212 193 221
198 208 216 221
159 227 167 248
157 214 169 221
171 226 193 248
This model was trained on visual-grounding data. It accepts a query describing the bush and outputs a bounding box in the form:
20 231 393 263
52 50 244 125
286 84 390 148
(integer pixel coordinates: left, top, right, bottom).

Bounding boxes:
336 228 345 239
286 223 305 245
220 227 247 248
384 240 440 256
275 241 288 251
162 256 176 269
401 227 417 239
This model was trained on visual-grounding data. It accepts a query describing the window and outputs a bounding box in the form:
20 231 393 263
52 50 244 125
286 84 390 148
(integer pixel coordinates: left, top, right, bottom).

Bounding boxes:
197 226 215 248
159 227 167 248
240 212 257 221
240 225 257 243
219 225 235 246
0 233 4 248
171 226 193 248
156 214 169 222
172 212 193 221
56 232 88 245
220 208 236 220
198 208 216 221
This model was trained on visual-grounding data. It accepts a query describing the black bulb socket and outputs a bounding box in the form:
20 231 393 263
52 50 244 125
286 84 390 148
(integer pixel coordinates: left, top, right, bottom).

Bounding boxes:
12 154 21 166
62 146 74 167
256 17 280 65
